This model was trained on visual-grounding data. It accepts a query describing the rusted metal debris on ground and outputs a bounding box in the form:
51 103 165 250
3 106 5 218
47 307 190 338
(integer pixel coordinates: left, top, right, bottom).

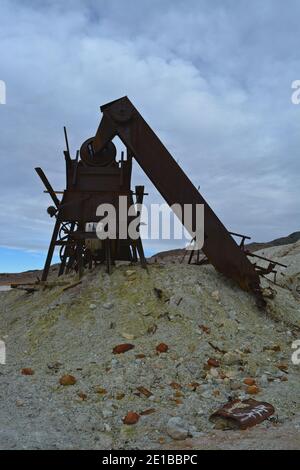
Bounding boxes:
210 398 275 430
36 96 285 305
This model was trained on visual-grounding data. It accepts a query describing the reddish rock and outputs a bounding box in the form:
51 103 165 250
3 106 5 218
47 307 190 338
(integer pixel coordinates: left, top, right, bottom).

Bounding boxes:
244 378 256 386
123 412 140 425
187 382 200 390
156 343 169 353
95 387 107 395
246 385 260 395
207 358 220 368
136 386 152 398
277 363 288 372
135 353 146 359
116 392 125 400
59 374 76 386
78 392 87 400
170 381 182 390
113 343 135 354
199 324 211 334
21 368 34 376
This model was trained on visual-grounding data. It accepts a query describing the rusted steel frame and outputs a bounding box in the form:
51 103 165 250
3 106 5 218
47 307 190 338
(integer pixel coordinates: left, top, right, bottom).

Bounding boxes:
41 218 61 282
105 239 112 274
76 223 85 278
134 185 147 268
230 231 251 240
131 243 138 262
66 251 76 274
63 126 71 161
127 186 147 267
72 150 80 186
57 194 91 216
229 231 251 249
93 97 261 295
43 190 64 195
35 167 60 208
255 264 276 275
188 231 245 264
245 250 287 268
188 247 194 264
58 221 76 276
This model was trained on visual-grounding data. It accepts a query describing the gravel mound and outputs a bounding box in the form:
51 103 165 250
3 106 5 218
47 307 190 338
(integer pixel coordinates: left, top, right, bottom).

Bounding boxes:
0 242 299 449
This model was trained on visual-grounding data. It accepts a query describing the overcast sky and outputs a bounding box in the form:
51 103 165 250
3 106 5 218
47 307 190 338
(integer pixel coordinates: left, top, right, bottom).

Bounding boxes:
0 0 299 271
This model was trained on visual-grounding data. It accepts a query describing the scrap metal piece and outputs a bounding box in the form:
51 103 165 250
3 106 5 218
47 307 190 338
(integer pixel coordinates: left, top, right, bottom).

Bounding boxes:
210 398 275 430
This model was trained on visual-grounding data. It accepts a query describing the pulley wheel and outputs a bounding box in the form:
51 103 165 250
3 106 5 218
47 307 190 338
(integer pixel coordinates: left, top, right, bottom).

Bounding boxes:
80 138 116 166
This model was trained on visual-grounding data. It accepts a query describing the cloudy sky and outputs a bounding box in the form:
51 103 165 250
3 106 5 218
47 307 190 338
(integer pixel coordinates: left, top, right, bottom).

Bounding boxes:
0 0 299 271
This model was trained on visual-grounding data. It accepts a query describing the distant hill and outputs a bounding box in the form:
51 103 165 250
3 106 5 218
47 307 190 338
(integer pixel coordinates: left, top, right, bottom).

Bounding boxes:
246 231 300 252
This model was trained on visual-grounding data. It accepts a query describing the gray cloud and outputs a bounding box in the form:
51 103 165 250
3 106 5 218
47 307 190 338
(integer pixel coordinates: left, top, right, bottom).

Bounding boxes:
0 0 299 256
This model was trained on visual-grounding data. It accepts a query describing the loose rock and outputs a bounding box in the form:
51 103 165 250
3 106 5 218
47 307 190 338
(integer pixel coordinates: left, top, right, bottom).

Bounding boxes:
123 412 140 425
166 417 190 440
59 375 76 386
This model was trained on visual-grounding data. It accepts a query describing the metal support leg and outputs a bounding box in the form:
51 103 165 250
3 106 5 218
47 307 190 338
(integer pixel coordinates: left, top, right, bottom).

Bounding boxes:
188 248 194 264
131 243 138 262
136 238 147 269
134 186 147 269
105 239 112 274
41 218 61 282
76 241 84 278
58 222 75 277
75 223 84 279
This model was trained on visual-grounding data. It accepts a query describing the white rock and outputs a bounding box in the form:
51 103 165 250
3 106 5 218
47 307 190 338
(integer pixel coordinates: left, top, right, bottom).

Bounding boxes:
122 332 135 340
223 351 242 365
226 369 238 379
209 367 219 378
89 303 97 310
166 417 189 440
103 302 114 310
260 374 269 387
230 381 241 391
211 290 220 301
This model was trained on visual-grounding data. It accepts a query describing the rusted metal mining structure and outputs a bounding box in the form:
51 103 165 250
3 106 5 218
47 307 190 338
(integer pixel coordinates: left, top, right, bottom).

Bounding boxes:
36 96 284 305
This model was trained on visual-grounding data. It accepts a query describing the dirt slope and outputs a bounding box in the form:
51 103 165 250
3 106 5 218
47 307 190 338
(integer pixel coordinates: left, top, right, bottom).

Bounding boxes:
0 242 299 449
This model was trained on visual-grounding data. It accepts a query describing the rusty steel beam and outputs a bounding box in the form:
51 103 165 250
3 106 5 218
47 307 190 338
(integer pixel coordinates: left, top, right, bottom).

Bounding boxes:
91 96 262 298
35 167 61 208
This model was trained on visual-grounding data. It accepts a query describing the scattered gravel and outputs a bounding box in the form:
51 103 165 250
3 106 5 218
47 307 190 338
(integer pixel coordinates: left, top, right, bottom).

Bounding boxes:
0 241 300 449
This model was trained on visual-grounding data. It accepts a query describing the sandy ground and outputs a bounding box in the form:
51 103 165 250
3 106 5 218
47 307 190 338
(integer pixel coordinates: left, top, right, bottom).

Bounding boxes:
0 242 299 449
